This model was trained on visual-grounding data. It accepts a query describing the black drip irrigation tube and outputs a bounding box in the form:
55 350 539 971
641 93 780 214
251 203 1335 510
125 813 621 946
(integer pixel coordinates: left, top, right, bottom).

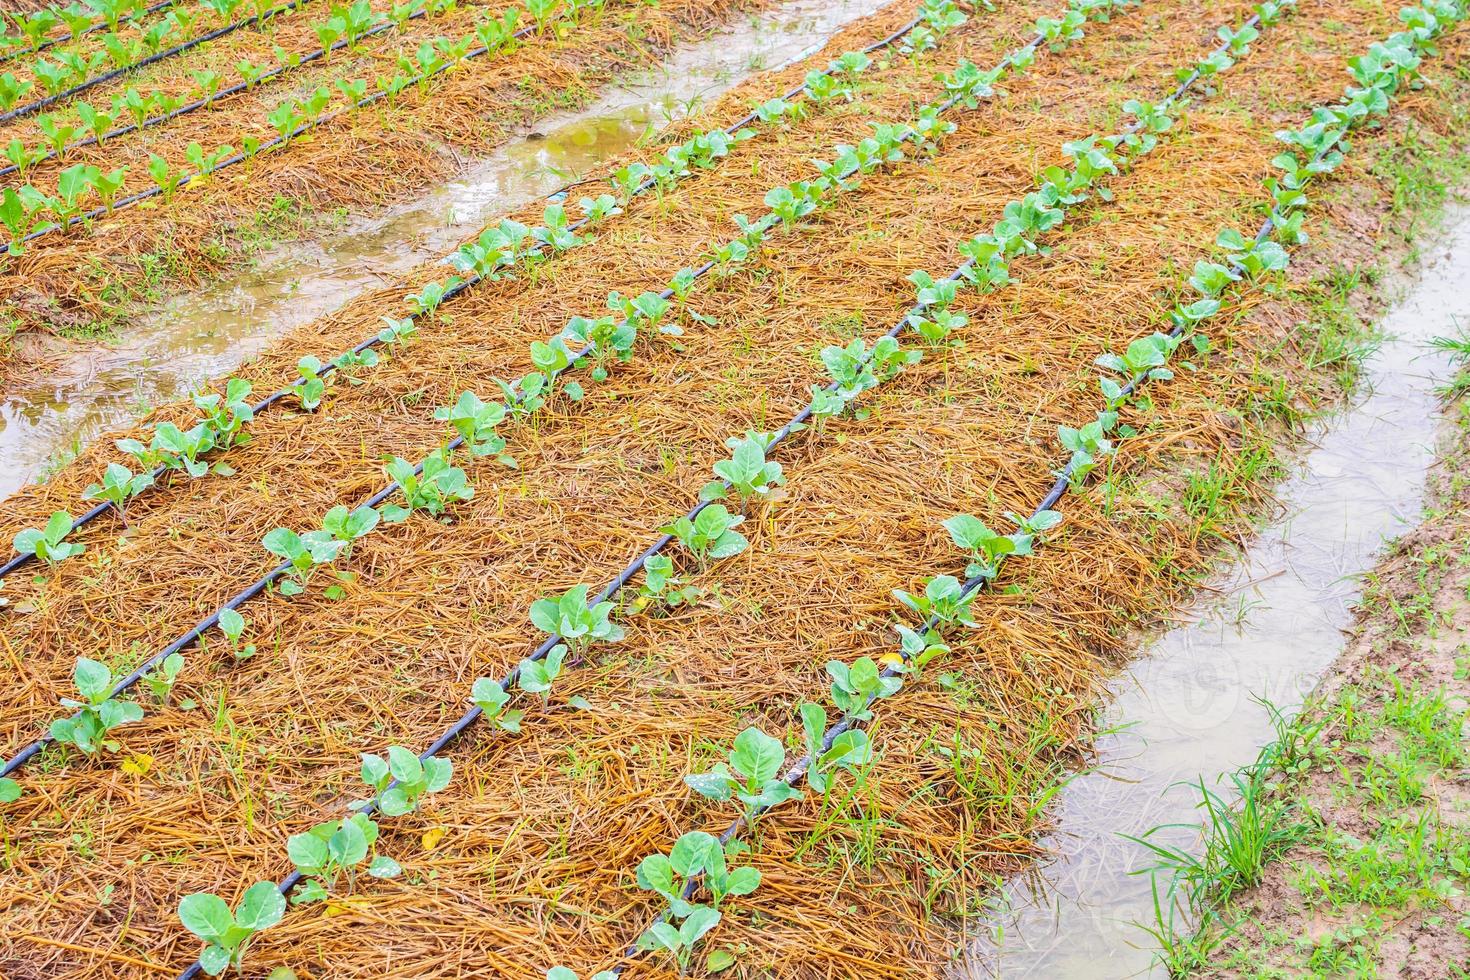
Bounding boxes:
600 14 1277 972
0 0 484 180
0 0 313 125
0 13 928 580
159 13 1133 975
0 0 179 66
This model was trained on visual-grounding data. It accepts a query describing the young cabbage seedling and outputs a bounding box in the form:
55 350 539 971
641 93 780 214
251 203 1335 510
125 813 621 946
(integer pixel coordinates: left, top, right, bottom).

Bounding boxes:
50 657 143 755
660 505 748 566
291 356 327 410
142 653 185 703
547 969 618 980
434 391 513 465
893 574 979 630
217 607 256 659
13 510 84 565
700 435 785 505
193 378 254 450
825 657 901 721
352 746 452 816
287 811 400 904
637 830 759 921
941 513 1028 580
321 504 380 557
470 677 523 733
381 450 474 522
633 554 701 612
798 701 872 793
528 583 623 658
262 526 347 596
638 906 722 972
178 881 285 976
1057 417 1114 489
684 726 801 824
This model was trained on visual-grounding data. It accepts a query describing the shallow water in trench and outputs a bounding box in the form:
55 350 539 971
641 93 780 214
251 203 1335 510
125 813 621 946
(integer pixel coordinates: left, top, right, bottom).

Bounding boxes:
0 0 897 503
963 209 1470 979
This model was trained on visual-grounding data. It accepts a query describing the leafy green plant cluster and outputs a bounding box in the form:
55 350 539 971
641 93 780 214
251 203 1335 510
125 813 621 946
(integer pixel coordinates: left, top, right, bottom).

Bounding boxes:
0 0 601 253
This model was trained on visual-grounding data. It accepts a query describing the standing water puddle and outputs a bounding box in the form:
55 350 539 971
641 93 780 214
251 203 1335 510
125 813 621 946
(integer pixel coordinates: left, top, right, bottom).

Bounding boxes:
0 0 896 502
965 210 1470 978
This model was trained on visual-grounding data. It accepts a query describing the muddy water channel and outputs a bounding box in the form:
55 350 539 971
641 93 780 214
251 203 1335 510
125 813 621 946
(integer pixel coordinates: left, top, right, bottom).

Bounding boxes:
0 0 893 503
965 213 1470 978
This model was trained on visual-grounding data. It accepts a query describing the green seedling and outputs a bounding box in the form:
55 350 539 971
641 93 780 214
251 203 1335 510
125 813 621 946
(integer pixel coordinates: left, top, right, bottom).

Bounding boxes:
528 583 623 658
377 315 418 345
1058 416 1114 488
291 356 327 410
637 831 759 922
700 434 785 504
217 607 256 659
942 513 1029 580
825 656 901 721
352 745 452 816
321 504 379 555
546 968 618 980
637 906 721 972
798 701 872 793
1095 332 1181 408
893 574 979 630
381 450 474 522
13 510 84 565
142 653 185 703
262 526 346 595
660 505 747 566
470 677 523 733
434 391 513 464
178 881 285 976
894 624 950 674
193 378 254 449
288 812 399 904
563 314 634 381
50 657 142 754
684 726 801 823
634 554 700 611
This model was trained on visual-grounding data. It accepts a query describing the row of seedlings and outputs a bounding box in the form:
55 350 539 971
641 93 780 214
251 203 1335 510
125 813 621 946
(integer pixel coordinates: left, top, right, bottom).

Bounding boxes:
2 0 1101 794
0 0 627 248
157 2 1272 974
585 3 1457 975
0 0 485 180
0 0 312 121
1 1 179 63
0 0 969 578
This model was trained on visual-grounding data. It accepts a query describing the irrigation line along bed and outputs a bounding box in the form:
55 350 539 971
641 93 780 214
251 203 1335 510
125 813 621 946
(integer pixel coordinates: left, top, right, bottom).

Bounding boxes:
2 0 1059 780
155 5 1262 974
601 14 1470 979
0 6 938 578
14 0 696 242
0 0 314 124
603 9 1288 969
0 0 492 179
0 0 179 65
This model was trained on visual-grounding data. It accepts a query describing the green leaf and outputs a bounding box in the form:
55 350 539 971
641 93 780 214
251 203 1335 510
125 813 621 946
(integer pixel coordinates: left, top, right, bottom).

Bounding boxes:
707 949 737 972
178 893 234 943
235 880 286 930
730 727 784 783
